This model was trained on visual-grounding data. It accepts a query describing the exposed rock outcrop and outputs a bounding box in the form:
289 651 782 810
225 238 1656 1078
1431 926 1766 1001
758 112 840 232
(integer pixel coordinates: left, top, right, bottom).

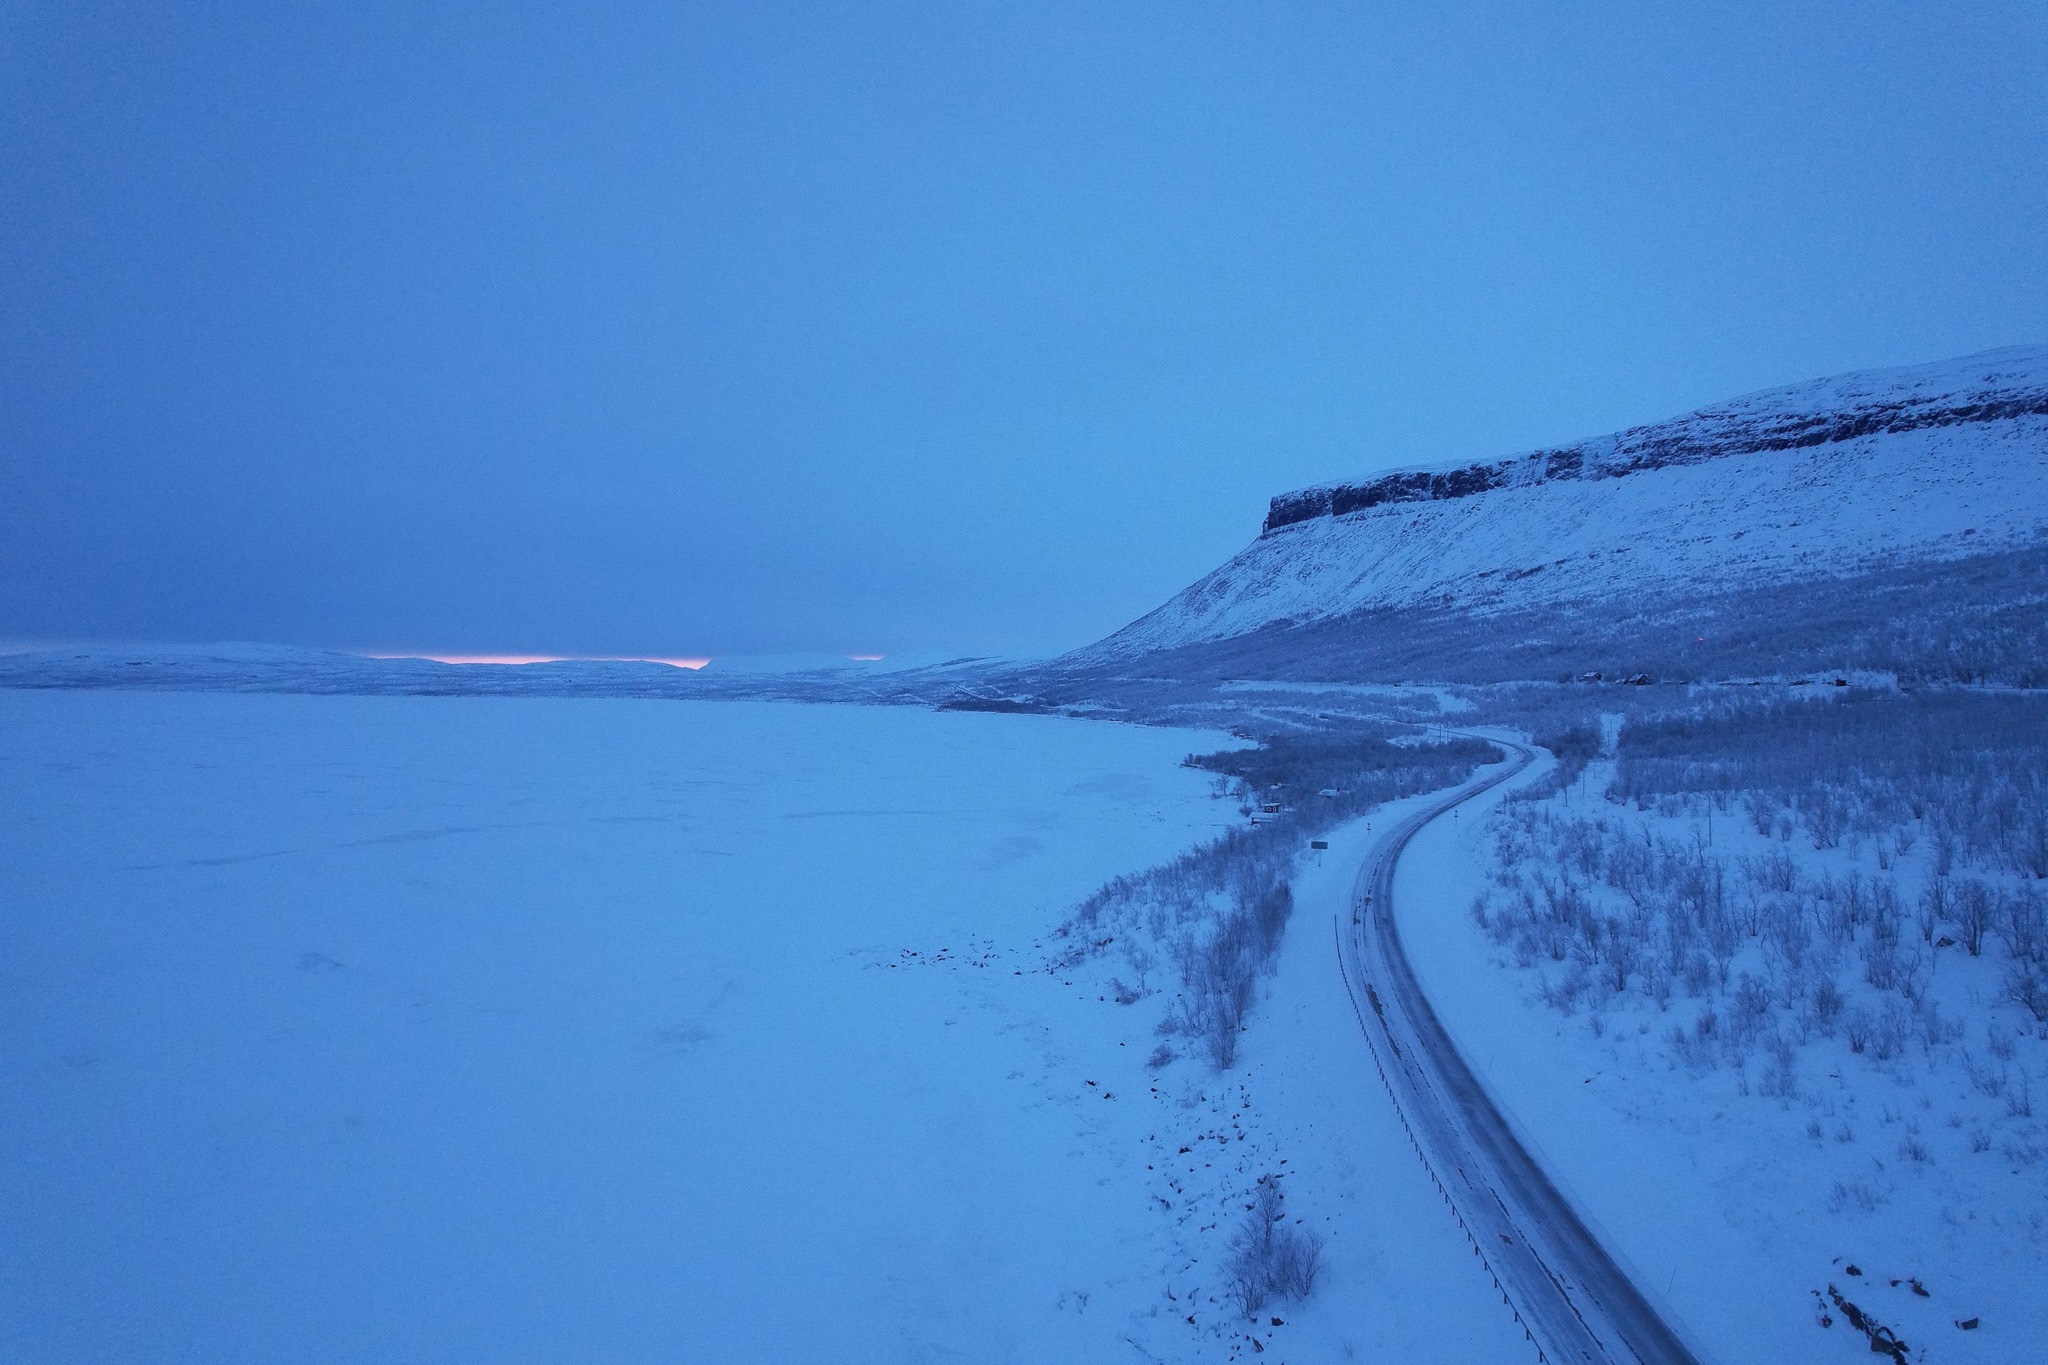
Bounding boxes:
1264 347 2048 533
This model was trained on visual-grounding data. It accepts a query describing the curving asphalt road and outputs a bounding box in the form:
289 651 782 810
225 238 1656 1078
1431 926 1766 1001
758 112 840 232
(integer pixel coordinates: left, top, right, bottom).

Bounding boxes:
1332 738 1703 1365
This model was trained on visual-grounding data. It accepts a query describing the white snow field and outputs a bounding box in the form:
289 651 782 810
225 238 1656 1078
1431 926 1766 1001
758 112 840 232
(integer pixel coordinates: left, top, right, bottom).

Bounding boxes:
0 690 1527 1364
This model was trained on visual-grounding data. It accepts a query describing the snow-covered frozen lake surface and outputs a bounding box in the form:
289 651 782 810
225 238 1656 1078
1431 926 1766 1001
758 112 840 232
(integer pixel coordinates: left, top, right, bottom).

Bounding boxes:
0 690 1524 1364
1 692 1238 1361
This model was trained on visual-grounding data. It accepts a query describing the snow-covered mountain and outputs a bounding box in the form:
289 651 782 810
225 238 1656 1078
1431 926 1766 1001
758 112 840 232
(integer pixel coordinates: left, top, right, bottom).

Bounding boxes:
1079 347 2048 668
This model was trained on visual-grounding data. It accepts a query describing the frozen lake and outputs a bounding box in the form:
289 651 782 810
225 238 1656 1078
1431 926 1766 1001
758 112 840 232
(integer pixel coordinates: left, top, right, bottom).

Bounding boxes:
0 690 1239 1363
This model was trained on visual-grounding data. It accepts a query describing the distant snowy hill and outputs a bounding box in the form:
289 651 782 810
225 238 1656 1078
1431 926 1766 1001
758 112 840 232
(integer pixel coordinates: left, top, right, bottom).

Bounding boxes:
0 642 999 703
1060 347 2048 685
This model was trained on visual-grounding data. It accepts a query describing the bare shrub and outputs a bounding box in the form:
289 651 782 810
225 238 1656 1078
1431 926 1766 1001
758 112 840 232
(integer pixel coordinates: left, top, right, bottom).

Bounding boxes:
1870 1002 1911 1062
1743 847 1799 894
1954 878 1996 957
1074 728 1498 1072
1760 1033 1798 1098
1914 998 1958 1050
1917 875 1945 943
1226 1176 1324 1315
1809 980 1845 1035
2002 886 2046 964
2004 967 2048 1022
1860 914 1902 991
1176 880 1293 1068
1845 1008 1873 1055
1729 973 1773 1048
1271 1225 1324 1299
1801 787 1846 849
1961 1049 2007 1099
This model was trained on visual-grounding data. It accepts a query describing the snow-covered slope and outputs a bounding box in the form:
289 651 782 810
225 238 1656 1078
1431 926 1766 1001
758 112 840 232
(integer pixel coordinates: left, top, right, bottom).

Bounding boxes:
1088 347 2048 660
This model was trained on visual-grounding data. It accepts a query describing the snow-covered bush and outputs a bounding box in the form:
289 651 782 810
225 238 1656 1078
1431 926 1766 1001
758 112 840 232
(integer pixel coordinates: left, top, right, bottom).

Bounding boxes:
1064 727 1498 1070
1477 684 2048 1182
1608 689 2048 879
1225 1175 1324 1315
1174 881 1292 1068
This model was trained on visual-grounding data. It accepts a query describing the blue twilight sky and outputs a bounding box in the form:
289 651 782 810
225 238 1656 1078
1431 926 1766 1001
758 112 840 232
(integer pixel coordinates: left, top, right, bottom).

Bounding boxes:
4 3 2045 660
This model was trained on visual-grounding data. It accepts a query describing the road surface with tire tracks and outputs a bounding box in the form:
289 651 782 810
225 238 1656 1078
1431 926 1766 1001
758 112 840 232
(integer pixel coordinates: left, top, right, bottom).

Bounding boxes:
1332 737 1704 1365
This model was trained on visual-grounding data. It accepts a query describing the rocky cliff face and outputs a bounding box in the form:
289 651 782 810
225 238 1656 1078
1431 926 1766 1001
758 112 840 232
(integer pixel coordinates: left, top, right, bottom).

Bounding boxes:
1071 346 2048 675
1264 347 2048 533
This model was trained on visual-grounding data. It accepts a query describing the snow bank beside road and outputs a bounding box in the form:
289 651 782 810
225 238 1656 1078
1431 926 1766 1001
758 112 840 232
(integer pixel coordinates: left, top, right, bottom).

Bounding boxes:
1222 798 1539 1362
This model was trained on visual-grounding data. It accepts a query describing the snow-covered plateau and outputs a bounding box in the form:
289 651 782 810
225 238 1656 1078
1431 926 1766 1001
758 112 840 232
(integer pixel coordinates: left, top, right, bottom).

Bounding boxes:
1082 347 2048 664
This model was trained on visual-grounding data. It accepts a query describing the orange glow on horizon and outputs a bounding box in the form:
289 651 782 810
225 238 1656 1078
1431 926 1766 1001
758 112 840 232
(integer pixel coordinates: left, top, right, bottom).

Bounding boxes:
364 652 711 670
